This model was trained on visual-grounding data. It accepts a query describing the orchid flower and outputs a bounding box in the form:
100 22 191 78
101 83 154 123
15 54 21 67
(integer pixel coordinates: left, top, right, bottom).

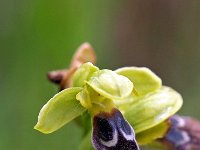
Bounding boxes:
34 43 183 150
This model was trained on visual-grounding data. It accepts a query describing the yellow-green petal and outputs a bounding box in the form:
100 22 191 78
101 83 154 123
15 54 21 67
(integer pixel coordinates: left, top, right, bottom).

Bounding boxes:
124 86 182 133
136 121 169 145
115 67 162 96
72 62 99 87
76 85 115 116
87 69 134 100
34 87 86 134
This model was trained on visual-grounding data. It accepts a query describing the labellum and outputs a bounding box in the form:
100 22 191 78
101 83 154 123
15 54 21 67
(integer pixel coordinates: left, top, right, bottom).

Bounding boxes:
92 108 140 150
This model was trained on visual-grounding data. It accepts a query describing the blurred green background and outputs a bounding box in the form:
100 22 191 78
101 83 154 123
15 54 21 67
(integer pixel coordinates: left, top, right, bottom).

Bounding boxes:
1 0 200 149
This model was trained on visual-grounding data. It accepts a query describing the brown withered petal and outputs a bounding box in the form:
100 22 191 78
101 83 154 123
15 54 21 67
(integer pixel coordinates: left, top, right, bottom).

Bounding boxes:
70 42 96 68
47 69 68 84
158 115 200 150
47 42 96 90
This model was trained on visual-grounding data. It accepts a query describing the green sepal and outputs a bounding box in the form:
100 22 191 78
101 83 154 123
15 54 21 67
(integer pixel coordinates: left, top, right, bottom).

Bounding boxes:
115 67 162 96
86 69 134 100
124 86 182 133
34 87 86 134
71 62 99 87
136 121 169 145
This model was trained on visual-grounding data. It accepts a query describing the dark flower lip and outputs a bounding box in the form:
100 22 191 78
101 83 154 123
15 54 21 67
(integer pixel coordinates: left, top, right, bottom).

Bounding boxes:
92 108 140 150
158 115 200 150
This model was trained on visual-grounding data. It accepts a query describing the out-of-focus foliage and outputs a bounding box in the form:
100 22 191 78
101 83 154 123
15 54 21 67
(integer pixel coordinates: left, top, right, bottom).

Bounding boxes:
0 0 200 150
